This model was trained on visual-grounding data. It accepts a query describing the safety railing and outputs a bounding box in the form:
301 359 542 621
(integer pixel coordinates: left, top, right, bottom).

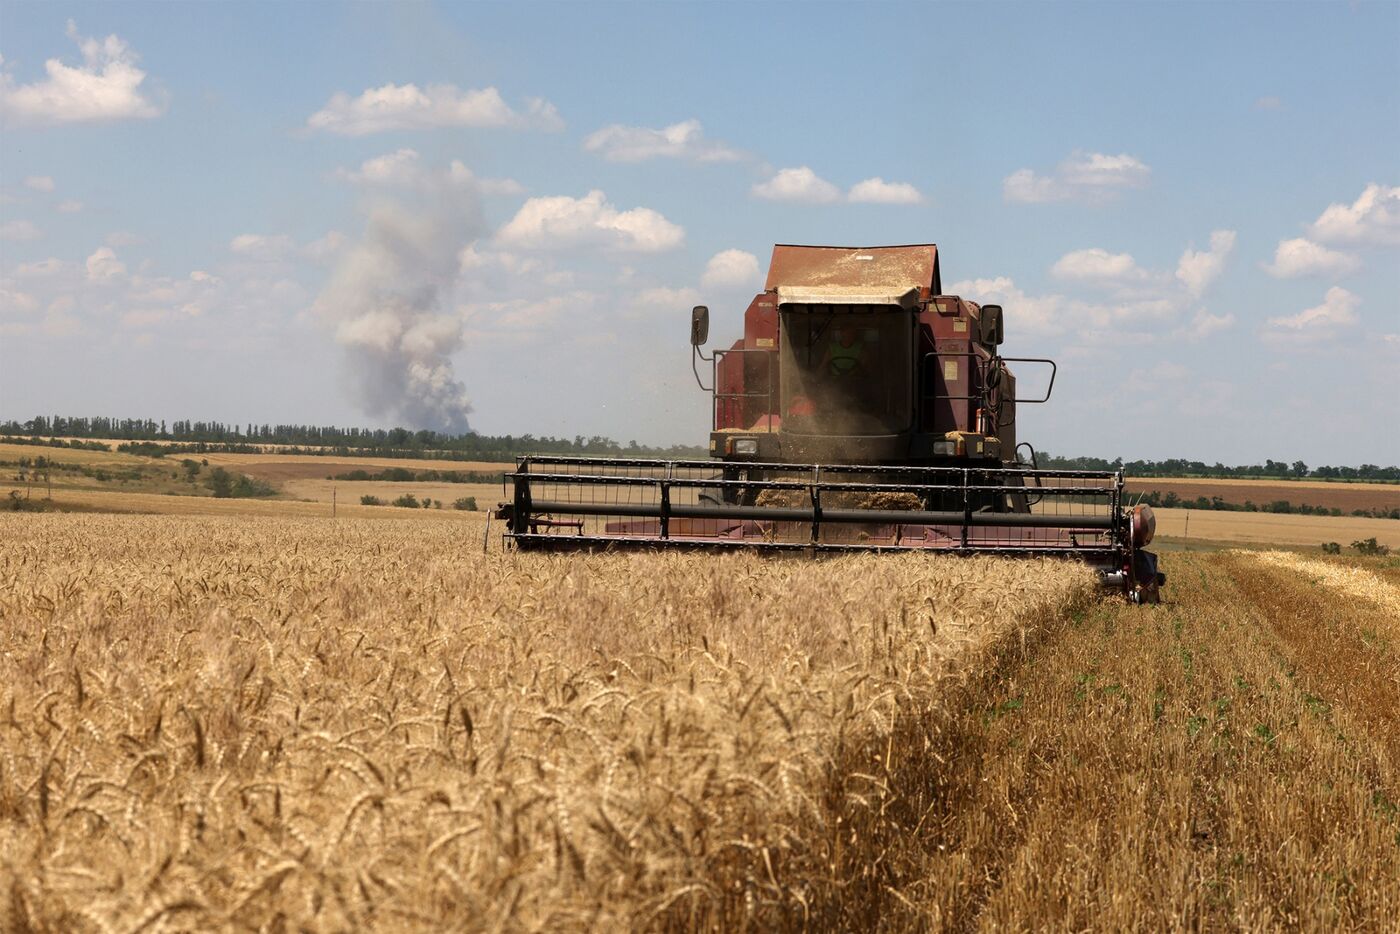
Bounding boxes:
711 348 777 432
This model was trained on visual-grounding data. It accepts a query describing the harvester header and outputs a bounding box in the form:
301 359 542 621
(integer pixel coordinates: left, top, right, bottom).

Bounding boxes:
497 242 1164 602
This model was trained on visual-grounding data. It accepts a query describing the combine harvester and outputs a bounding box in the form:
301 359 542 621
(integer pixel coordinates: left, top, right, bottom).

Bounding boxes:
496 244 1164 602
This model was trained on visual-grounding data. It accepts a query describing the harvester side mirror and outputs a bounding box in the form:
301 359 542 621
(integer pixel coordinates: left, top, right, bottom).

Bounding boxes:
690 305 710 346
980 304 1004 346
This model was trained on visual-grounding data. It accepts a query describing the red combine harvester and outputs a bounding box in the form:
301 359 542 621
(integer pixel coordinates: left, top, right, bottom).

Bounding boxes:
497 244 1163 602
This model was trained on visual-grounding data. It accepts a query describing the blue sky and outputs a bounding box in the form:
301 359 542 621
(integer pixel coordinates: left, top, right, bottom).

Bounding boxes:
1 1 1396 463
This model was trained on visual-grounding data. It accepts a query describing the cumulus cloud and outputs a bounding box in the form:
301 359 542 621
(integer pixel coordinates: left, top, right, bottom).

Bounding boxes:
24 176 55 192
0 285 40 316
0 21 163 126
847 177 923 204
229 233 295 259
1175 229 1236 297
583 119 742 163
0 219 42 241
311 174 483 431
1051 248 1146 285
1307 183 1400 246
1003 151 1151 204
84 246 126 281
56 199 83 214
336 148 423 186
1263 237 1360 279
14 257 66 277
303 231 347 263
336 149 524 196
948 274 1180 341
701 249 761 289
306 82 562 135
630 286 702 318
495 190 684 252
752 166 842 203
1253 96 1283 111
1264 286 1360 344
1182 308 1236 340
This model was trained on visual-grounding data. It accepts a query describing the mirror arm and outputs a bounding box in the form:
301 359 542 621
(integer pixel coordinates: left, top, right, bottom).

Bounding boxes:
692 344 714 392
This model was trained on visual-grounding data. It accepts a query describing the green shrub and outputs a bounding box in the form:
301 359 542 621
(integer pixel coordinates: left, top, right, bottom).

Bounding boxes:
453 496 478 511
391 493 420 508
360 495 384 506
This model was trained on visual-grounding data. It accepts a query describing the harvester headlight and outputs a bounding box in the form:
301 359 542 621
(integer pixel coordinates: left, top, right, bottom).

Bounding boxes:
933 440 955 456
732 438 759 455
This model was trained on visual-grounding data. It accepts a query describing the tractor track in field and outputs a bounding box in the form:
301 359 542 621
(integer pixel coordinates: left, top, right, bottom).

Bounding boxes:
895 553 1400 929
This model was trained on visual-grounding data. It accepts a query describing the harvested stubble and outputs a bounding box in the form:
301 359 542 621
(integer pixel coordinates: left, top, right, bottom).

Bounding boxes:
0 513 1092 931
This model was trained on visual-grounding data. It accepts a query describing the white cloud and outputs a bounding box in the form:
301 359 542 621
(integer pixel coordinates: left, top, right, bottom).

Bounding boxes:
85 246 126 281
0 21 163 126
752 166 841 203
1253 96 1283 111
701 249 761 289
945 276 1062 336
583 119 742 163
1051 248 1146 284
1263 237 1360 279
948 274 1181 341
24 176 55 192
1003 151 1151 204
306 82 562 135
303 231 347 262
0 219 42 241
495 190 684 252
633 286 702 312
1183 308 1236 339
337 150 524 196
229 233 295 258
848 177 923 204
14 257 66 277
336 148 423 186
1307 183 1400 247
0 285 40 315
56 199 83 214
1175 229 1236 297
1264 286 1360 343
446 160 524 195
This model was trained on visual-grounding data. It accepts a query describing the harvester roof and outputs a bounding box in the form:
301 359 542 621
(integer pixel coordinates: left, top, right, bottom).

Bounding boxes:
764 244 941 297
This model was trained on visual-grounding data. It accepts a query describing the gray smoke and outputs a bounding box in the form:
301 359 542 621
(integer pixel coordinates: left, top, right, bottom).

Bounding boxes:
313 183 482 433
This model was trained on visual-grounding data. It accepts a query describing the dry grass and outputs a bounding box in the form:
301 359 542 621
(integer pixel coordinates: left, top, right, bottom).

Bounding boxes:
0 513 1091 931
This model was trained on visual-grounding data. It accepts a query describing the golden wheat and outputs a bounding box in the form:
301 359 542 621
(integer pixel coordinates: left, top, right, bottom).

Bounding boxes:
0 513 1091 931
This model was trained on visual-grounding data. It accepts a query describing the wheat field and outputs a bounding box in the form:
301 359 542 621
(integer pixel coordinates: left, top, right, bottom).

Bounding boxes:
0 513 1092 931
2 514 1397 931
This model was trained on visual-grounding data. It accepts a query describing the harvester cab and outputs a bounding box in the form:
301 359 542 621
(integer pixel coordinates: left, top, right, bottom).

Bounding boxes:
497 243 1164 603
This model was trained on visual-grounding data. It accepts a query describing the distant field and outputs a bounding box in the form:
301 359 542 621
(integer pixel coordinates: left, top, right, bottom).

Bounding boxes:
1127 477 1400 512
197 453 508 480
1153 506 1399 548
10 486 480 519
282 478 504 510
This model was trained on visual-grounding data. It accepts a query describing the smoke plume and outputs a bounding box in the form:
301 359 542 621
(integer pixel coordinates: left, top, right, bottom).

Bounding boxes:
312 178 482 433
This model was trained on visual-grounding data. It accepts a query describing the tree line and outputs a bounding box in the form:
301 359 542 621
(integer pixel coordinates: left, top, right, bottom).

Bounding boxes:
3 415 1396 480
1038 452 1400 483
0 415 708 461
